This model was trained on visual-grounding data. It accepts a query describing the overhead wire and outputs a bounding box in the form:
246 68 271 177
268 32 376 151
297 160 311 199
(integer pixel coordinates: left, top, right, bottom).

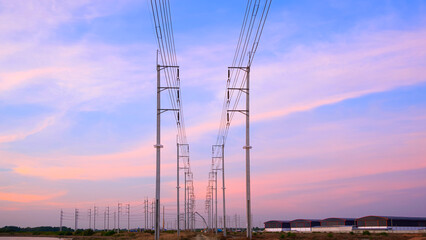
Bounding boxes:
206 0 272 223
150 0 195 225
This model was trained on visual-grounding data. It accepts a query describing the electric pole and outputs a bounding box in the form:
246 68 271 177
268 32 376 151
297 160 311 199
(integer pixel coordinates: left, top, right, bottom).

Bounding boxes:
74 208 79 231
151 201 154 230
104 209 106 230
94 205 97 231
114 212 116 231
117 203 121 233
144 199 147 230
127 204 130 232
227 56 252 238
222 144 227 236
88 209 92 229
162 205 165 231
60 209 63 232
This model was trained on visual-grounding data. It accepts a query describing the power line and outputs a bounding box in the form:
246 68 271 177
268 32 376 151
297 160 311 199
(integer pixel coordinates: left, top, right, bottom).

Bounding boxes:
206 0 272 239
150 1 196 239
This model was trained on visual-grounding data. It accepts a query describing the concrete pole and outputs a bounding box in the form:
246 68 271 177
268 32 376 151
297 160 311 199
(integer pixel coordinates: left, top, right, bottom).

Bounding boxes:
114 212 116 231
154 50 162 240
117 203 121 233
211 183 214 232
188 182 191 231
163 205 165 230
74 209 78 231
94 206 96 231
60 209 63 232
152 201 155 229
184 172 187 230
176 142 180 237
107 206 110 230
214 171 218 235
245 65 252 239
144 199 147 230
127 204 130 232
222 144 227 236
104 210 106 230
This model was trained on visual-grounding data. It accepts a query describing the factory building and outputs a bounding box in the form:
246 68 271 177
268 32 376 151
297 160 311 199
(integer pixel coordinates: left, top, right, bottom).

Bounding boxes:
316 218 355 232
290 219 321 232
263 220 291 232
264 216 426 232
356 216 426 231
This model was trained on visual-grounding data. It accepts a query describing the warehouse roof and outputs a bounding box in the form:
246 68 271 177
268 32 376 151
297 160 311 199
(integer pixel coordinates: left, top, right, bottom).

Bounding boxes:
291 219 321 222
357 216 426 221
264 220 290 224
322 217 356 221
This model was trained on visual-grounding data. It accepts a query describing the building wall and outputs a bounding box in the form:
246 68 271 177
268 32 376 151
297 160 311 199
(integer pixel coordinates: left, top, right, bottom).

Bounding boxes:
291 227 312 232
264 228 283 232
312 226 353 232
357 226 389 229
391 226 426 231
264 228 291 232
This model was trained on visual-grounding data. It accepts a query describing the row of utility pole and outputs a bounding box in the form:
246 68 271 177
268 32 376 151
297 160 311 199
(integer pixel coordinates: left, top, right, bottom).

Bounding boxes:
155 54 196 239
59 202 142 232
59 199 178 232
204 0 272 238
205 62 251 237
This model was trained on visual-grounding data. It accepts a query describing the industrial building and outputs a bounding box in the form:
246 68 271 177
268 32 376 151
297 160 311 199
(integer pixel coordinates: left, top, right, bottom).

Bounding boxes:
264 216 426 232
356 216 426 231
290 219 321 232
317 218 355 232
263 221 291 232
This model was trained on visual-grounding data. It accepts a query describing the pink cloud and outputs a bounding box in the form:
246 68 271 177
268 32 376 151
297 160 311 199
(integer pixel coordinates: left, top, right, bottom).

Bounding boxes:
0 191 66 203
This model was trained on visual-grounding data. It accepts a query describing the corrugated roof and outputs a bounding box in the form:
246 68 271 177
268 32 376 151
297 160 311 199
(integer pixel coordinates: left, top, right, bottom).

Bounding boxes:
356 216 426 221
322 217 356 221
290 219 321 222
264 220 290 224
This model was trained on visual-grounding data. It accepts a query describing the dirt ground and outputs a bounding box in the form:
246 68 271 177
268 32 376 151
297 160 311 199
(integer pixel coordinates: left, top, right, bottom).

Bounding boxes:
213 231 426 240
71 231 426 240
2 231 426 240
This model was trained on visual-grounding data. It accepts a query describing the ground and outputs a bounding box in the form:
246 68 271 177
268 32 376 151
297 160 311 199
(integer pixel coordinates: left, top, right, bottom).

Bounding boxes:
2 231 426 239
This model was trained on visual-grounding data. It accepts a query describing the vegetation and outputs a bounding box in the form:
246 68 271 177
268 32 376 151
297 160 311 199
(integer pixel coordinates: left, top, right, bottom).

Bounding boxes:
0 226 73 233
101 230 116 236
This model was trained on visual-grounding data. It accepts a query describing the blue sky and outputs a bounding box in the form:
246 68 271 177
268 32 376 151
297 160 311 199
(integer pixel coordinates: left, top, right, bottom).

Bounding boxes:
0 0 426 228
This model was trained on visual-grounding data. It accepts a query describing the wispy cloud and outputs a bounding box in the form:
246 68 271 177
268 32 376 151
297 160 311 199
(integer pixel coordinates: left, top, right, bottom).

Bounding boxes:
0 191 66 203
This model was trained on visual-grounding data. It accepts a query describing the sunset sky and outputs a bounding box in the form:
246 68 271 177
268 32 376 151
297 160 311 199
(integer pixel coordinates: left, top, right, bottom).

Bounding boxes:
1 0 426 229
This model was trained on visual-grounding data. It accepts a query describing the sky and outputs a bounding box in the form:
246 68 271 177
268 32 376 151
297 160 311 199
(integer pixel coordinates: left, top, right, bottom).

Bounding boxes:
0 0 426 229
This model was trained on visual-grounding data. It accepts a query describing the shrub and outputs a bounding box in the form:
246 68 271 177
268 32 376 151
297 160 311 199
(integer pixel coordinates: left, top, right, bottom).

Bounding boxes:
379 232 388 236
349 231 354 235
280 233 285 239
327 233 333 238
58 231 73 236
102 230 116 236
287 232 296 238
82 229 94 236
362 230 371 235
